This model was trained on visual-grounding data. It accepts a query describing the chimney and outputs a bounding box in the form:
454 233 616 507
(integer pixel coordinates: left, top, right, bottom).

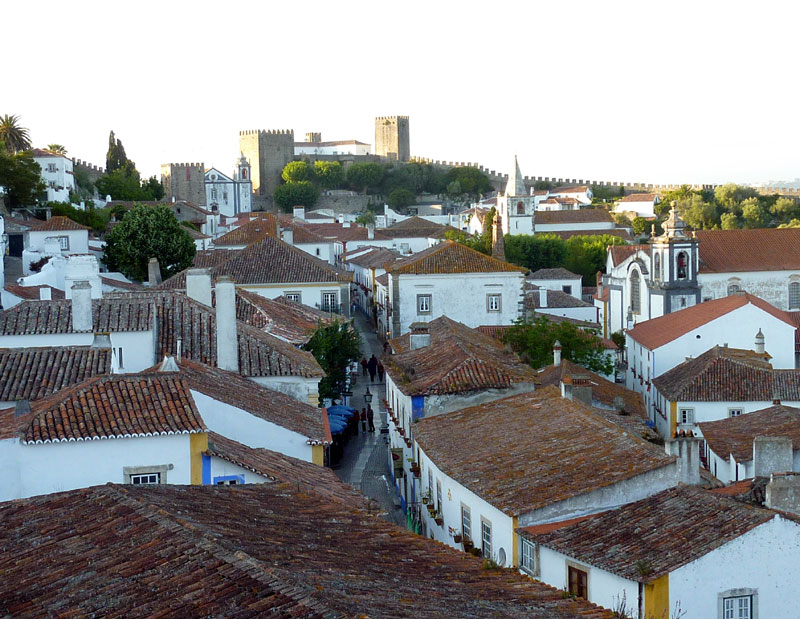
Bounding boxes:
553 340 562 367
565 374 592 406
753 435 793 478
215 277 239 372
293 206 305 220
71 280 92 332
409 322 431 350
282 227 294 245
91 332 111 348
158 354 180 372
665 435 702 485
148 257 162 286
754 329 765 354
539 287 547 308
14 400 30 418
185 268 212 306
367 223 375 240
342 221 350 228
765 472 800 516
39 287 51 301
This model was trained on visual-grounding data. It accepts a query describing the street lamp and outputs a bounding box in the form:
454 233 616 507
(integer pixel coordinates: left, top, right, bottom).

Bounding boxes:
364 387 373 405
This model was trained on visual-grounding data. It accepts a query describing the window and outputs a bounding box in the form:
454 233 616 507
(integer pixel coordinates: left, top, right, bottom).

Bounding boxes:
680 408 695 425
124 464 170 485
214 475 245 485
130 473 160 485
211 188 218 200
517 201 525 215
436 479 442 514
117 347 124 369
630 270 641 315
521 538 537 575
481 519 492 558
417 294 431 314
487 293 501 312
728 284 741 296
654 253 661 280
723 597 752 619
285 292 301 303
321 291 338 312
568 565 588 599
729 408 743 418
241 169 247 179
316 248 320 256
48 235 69 250
461 504 472 541
47 163 57 173
562 285 572 295
790 281 800 309
677 251 689 280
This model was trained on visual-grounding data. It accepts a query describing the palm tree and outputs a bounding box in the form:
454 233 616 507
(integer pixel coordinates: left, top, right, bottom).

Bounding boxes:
47 144 67 155
0 114 32 154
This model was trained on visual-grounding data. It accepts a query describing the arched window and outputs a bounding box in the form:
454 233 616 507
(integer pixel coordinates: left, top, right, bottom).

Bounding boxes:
727 283 741 296
241 168 247 179
676 251 688 280
517 201 525 215
654 253 661 280
789 281 800 309
630 270 641 315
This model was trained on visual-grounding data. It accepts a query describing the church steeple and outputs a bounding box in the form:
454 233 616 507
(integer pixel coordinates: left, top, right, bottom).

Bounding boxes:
505 155 526 197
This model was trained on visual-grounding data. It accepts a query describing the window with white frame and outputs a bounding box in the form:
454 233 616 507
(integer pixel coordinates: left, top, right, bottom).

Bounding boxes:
123 464 170 485
417 294 431 314
130 472 160 485
47 163 57 172
321 291 338 311
285 292 301 303
719 588 757 619
214 475 244 485
789 281 800 309
461 504 472 541
729 408 743 418
679 408 695 425
436 479 442 514
481 518 492 558
487 293 501 312
520 538 537 575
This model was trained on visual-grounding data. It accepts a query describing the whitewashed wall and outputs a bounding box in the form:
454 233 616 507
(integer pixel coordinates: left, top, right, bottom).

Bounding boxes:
207 455 269 484
700 270 800 310
250 376 319 406
529 276 583 299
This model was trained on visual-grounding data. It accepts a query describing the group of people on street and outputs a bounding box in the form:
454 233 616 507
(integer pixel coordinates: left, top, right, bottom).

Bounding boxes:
360 354 384 383
358 406 375 433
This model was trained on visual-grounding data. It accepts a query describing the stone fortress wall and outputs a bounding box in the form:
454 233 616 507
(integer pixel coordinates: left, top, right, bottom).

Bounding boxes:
161 162 206 206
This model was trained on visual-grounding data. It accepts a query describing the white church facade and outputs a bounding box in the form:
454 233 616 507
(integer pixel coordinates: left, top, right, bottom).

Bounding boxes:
204 156 253 217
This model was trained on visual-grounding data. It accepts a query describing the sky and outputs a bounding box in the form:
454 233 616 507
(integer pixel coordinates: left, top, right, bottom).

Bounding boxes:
6 0 800 186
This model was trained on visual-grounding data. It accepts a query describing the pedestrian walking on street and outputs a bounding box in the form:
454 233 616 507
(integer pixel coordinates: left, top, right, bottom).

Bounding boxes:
361 357 368 377
367 355 378 382
367 406 375 432
377 360 385 383
360 407 368 432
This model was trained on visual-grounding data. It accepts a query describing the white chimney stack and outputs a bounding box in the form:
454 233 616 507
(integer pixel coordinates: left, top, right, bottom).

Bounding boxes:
71 281 92 332
539 287 547 308
409 322 431 350
39 287 51 301
215 277 239 372
755 329 765 354
282 227 294 245
186 268 212 307
367 223 375 240
553 340 562 367
293 207 305 220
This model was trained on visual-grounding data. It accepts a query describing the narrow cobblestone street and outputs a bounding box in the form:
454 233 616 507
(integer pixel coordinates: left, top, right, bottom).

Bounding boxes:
332 310 405 527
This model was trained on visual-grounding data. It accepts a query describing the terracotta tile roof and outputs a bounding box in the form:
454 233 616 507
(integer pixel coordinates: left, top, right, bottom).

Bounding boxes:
0 374 206 443
385 316 537 396
0 484 613 618
192 248 241 268
530 267 581 280
160 236 350 288
608 244 647 266
0 297 154 335
699 404 800 462
99 275 144 291
206 432 357 501
539 197 581 206
214 215 277 246
520 485 774 583
375 272 389 286
289 223 328 244
525 288 594 309
295 222 390 243
389 240 527 275
235 289 345 345
413 386 675 516
106 200 214 217
652 346 779 401
153 359 328 442
474 324 514 339
536 209 613 225
2 283 65 301
344 246 401 269
28 215 89 231
183 226 210 240
536 359 647 420
552 185 590 194
627 293 795 350
550 228 634 242
0 346 112 402
618 193 658 202
696 228 800 273
381 216 459 239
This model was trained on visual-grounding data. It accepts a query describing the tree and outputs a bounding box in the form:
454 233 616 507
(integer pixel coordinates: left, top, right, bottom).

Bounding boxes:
355 210 375 226
46 144 67 155
504 234 567 271
0 143 45 206
273 180 319 211
741 197 769 228
303 322 363 401
49 202 109 234
387 187 416 210
770 197 799 223
502 316 613 375
631 217 650 236
346 162 384 193
444 167 491 206
313 160 344 189
613 213 632 227
564 234 626 285
679 195 717 229
282 160 315 183
714 183 759 211
142 176 165 200
720 212 740 229
0 114 32 154
105 130 130 174
103 204 195 281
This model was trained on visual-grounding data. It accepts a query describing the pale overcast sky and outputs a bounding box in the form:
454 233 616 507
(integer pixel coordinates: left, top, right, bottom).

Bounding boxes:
6 0 800 185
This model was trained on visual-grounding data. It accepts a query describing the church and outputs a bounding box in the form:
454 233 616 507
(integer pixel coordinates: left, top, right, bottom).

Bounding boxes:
496 156 535 235
598 205 800 336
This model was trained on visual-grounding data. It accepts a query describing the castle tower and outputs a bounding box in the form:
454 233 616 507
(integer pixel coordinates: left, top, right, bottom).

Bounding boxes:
648 203 700 318
161 163 206 205
496 156 534 235
238 129 295 202
375 116 410 162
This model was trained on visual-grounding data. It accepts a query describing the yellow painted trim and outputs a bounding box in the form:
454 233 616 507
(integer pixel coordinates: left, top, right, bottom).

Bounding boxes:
308 391 320 406
512 517 519 567
190 432 208 485
312 444 324 466
644 574 669 619
669 401 677 437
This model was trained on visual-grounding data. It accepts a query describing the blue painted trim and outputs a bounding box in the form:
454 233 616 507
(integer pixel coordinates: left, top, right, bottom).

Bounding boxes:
213 474 246 485
411 395 425 420
201 454 211 485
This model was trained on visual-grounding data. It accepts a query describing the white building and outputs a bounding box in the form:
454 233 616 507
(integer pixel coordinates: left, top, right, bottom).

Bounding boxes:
519 482 800 619
17 254 103 298
0 215 6 291
612 192 660 218
21 216 90 275
527 268 583 300
385 240 527 338
343 246 400 317
294 139 370 156
205 157 253 217
524 286 598 323
31 148 75 203
549 184 593 206
496 156 534 236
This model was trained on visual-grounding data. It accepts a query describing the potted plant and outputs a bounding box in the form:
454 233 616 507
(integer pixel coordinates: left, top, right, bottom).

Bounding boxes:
434 515 444 526
462 538 473 551
421 490 430 505
452 530 462 544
